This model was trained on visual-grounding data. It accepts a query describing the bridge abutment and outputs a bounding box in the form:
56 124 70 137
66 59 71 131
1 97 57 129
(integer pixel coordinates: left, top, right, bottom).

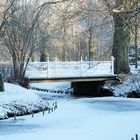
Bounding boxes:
71 81 112 97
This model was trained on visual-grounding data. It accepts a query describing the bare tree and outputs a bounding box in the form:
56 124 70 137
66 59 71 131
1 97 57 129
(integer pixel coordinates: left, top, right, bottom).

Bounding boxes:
0 0 69 85
1 1 39 83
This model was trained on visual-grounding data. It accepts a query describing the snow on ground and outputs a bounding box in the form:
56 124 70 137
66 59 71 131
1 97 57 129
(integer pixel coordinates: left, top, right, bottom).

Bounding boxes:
0 83 48 119
31 82 71 91
30 82 72 100
0 82 140 140
130 65 140 74
104 74 140 97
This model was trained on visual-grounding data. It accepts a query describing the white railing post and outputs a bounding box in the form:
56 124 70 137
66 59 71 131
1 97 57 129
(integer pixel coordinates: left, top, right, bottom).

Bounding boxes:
111 56 115 75
47 57 50 78
55 58 57 77
80 56 83 62
80 57 83 77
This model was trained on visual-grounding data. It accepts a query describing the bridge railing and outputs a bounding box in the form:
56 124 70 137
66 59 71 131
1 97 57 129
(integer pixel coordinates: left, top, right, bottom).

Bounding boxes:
26 57 114 78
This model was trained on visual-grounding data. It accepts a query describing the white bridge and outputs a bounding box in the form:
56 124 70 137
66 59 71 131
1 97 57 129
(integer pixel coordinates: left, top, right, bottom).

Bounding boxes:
0 58 117 96
0 57 116 82
25 57 116 82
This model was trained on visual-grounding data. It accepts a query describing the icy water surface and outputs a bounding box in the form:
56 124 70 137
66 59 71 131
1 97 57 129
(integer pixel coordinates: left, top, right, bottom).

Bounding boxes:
79 97 140 112
0 119 42 135
0 92 140 136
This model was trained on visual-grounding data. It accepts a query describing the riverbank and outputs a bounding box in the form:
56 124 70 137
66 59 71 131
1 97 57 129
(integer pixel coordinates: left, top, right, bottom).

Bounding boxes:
0 83 49 119
104 74 140 98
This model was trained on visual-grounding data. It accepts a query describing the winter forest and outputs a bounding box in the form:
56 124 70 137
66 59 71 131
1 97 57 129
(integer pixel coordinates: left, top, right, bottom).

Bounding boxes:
0 0 140 140
0 0 139 80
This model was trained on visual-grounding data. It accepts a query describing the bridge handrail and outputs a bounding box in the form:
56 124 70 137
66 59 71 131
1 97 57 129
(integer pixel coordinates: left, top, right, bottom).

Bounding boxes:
27 61 111 71
26 58 114 78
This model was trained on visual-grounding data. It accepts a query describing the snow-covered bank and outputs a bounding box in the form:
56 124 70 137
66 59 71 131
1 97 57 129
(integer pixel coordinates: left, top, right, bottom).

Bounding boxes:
0 83 48 119
104 75 140 97
30 82 72 100
30 82 71 91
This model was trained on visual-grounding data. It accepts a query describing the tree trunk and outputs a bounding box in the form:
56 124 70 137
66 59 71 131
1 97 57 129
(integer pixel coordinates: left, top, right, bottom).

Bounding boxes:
112 12 130 74
134 14 138 68
88 28 93 61
0 74 4 92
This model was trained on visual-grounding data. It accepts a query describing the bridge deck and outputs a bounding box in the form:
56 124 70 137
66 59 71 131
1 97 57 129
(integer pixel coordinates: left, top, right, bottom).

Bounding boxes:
29 75 118 83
